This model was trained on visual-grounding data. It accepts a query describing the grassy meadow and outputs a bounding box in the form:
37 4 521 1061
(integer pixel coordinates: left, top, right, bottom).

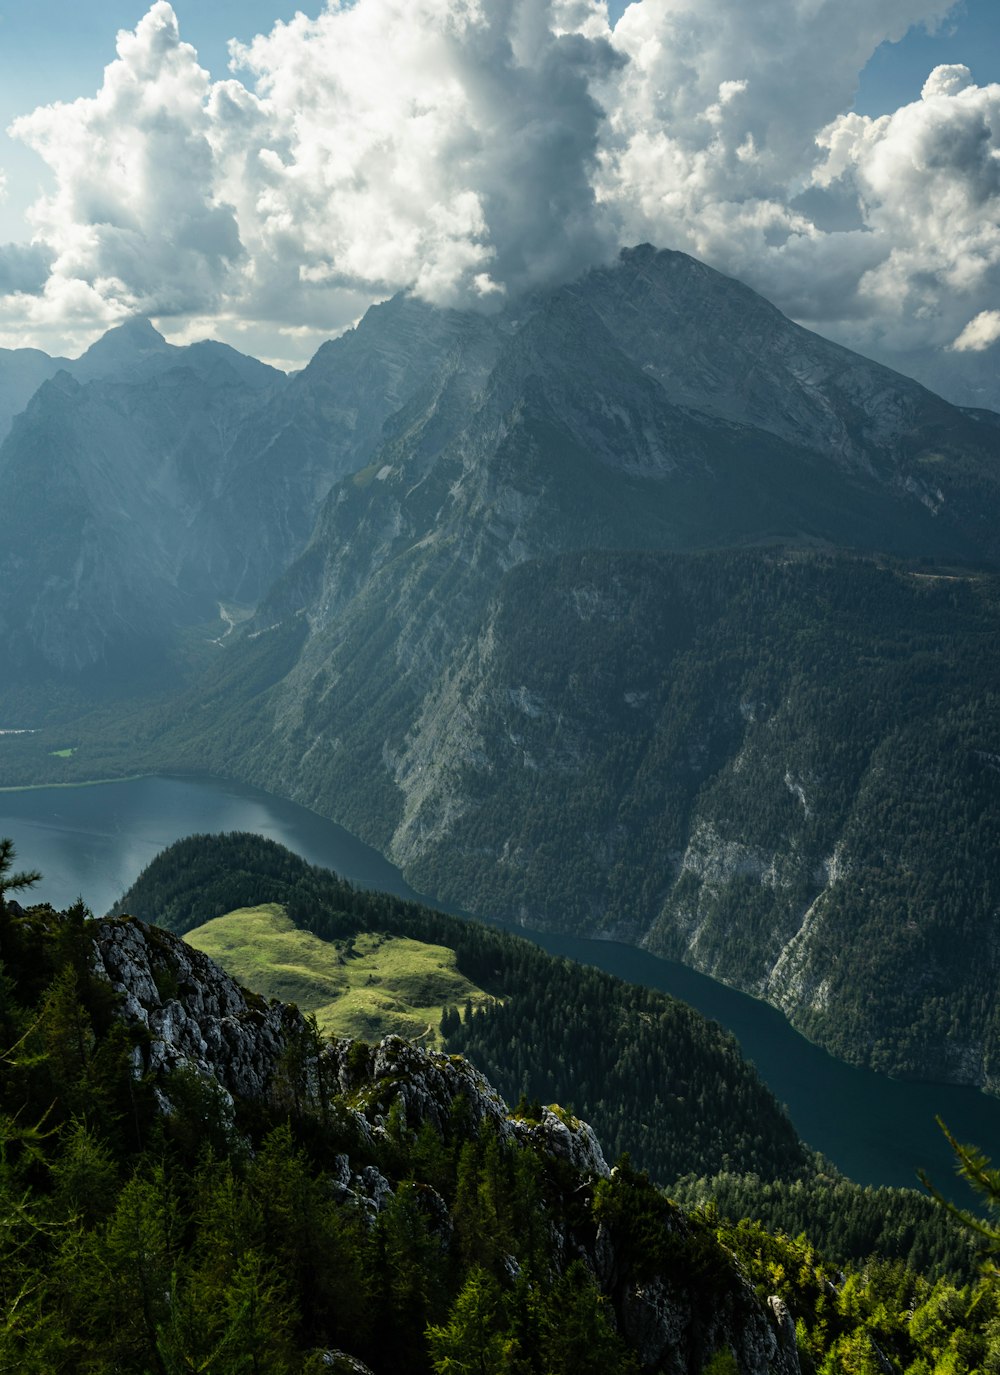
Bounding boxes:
184 902 494 1043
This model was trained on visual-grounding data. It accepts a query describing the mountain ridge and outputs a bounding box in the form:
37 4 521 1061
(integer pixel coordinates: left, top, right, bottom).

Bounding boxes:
5 245 1000 1097
1 881 806 1373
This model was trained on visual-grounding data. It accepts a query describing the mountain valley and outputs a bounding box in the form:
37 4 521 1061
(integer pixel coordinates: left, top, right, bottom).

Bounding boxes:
0 831 994 1372
2 244 999 1099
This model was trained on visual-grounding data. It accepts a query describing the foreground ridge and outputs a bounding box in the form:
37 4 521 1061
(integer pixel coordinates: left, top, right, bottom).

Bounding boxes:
92 909 799 1374
0 892 805 1373
2 880 995 1372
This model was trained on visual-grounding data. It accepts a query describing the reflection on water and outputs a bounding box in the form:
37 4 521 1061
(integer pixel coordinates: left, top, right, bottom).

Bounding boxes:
0 772 996 1199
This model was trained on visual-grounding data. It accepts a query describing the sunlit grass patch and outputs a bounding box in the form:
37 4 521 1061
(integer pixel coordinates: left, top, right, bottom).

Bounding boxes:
184 903 494 1044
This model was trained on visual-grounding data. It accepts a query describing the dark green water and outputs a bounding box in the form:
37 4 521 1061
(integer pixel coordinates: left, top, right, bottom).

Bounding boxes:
1 772 996 1199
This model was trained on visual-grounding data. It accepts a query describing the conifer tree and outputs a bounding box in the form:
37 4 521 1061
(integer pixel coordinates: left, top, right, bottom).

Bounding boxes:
0 839 40 914
0 838 40 962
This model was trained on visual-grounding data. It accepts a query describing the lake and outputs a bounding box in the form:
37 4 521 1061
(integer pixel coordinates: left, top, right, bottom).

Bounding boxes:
1 771 995 1199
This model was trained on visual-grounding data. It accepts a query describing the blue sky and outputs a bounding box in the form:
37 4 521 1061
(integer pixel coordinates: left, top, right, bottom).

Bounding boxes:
0 0 997 373
854 0 1000 111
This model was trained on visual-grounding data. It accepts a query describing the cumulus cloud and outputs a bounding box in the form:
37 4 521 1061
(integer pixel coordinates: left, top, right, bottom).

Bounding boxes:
2 0 1000 378
4 3 242 343
223 0 620 314
597 0 984 345
951 309 1000 352
807 63 1000 353
0 0 620 358
603 0 950 208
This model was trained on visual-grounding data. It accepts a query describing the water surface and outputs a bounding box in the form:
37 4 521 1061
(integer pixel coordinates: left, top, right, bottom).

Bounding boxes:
0 771 995 1199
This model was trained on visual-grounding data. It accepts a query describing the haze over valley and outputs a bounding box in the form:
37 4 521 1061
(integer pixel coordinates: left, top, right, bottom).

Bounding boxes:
4 241 1000 1096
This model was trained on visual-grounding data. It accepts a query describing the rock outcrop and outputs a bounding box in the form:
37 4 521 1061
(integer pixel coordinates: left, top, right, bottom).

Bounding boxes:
91 914 305 1108
90 911 799 1374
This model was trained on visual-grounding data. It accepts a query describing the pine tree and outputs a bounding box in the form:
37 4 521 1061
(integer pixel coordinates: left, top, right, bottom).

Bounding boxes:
0 839 40 912
0 838 40 965
426 1268 526 1375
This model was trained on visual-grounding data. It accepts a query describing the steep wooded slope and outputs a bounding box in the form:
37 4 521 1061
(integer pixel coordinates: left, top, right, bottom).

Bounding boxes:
114 831 810 1187
8 247 1000 1092
1 887 806 1375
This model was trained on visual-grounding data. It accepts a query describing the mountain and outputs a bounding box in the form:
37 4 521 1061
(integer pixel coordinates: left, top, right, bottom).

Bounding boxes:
0 344 70 446
0 319 293 690
5 245 998 695
0 303 504 699
0 316 276 451
1 864 989 1372
0 359 283 685
7 246 1000 1089
61 247 994 1088
68 315 176 380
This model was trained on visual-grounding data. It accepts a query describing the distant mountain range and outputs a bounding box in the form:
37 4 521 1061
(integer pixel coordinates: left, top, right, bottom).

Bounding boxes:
4 244 1000 1093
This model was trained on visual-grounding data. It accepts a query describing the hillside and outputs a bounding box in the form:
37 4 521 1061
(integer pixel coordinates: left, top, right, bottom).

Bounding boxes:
184 902 494 1042
2 853 995 1373
115 832 810 1187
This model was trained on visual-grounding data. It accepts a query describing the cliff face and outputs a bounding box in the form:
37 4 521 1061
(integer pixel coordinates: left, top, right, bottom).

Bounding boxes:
145 247 1000 1091
91 914 306 1109
12 246 999 1088
90 911 800 1374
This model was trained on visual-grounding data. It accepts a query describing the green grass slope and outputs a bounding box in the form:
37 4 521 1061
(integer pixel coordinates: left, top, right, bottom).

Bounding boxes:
114 831 812 1186
184 902 493 1044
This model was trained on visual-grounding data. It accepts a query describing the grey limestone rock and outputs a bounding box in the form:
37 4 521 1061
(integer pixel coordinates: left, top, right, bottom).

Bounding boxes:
91 915 303 1108
511 1105 611 1179
88 911 799 1373
314 1353 376 1374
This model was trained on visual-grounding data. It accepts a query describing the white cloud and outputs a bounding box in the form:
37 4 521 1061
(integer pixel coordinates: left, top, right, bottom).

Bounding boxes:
0 0 620 357
951 309 1000 352
6 3 241 335
596 0 978 349
220 0 620 309
809 64 1000 353
2 0 1000 378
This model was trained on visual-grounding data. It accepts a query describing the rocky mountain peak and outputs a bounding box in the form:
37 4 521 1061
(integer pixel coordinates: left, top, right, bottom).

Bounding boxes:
73 315 171 378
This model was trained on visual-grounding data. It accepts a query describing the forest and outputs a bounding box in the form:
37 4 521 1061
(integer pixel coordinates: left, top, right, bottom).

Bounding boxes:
2 839 1000 1373
117 832 980 1279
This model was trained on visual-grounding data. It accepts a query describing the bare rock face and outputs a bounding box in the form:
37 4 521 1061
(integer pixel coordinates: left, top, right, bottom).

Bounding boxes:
617 1270 795 1375
315 1354 377 1375
768 1296 799 1364
91 915 305 1107
90 912 797 1374
325 1033 512 1137
513 1104 611 1179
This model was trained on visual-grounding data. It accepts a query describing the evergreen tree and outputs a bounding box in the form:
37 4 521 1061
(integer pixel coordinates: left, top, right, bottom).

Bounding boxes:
0 839 40 911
